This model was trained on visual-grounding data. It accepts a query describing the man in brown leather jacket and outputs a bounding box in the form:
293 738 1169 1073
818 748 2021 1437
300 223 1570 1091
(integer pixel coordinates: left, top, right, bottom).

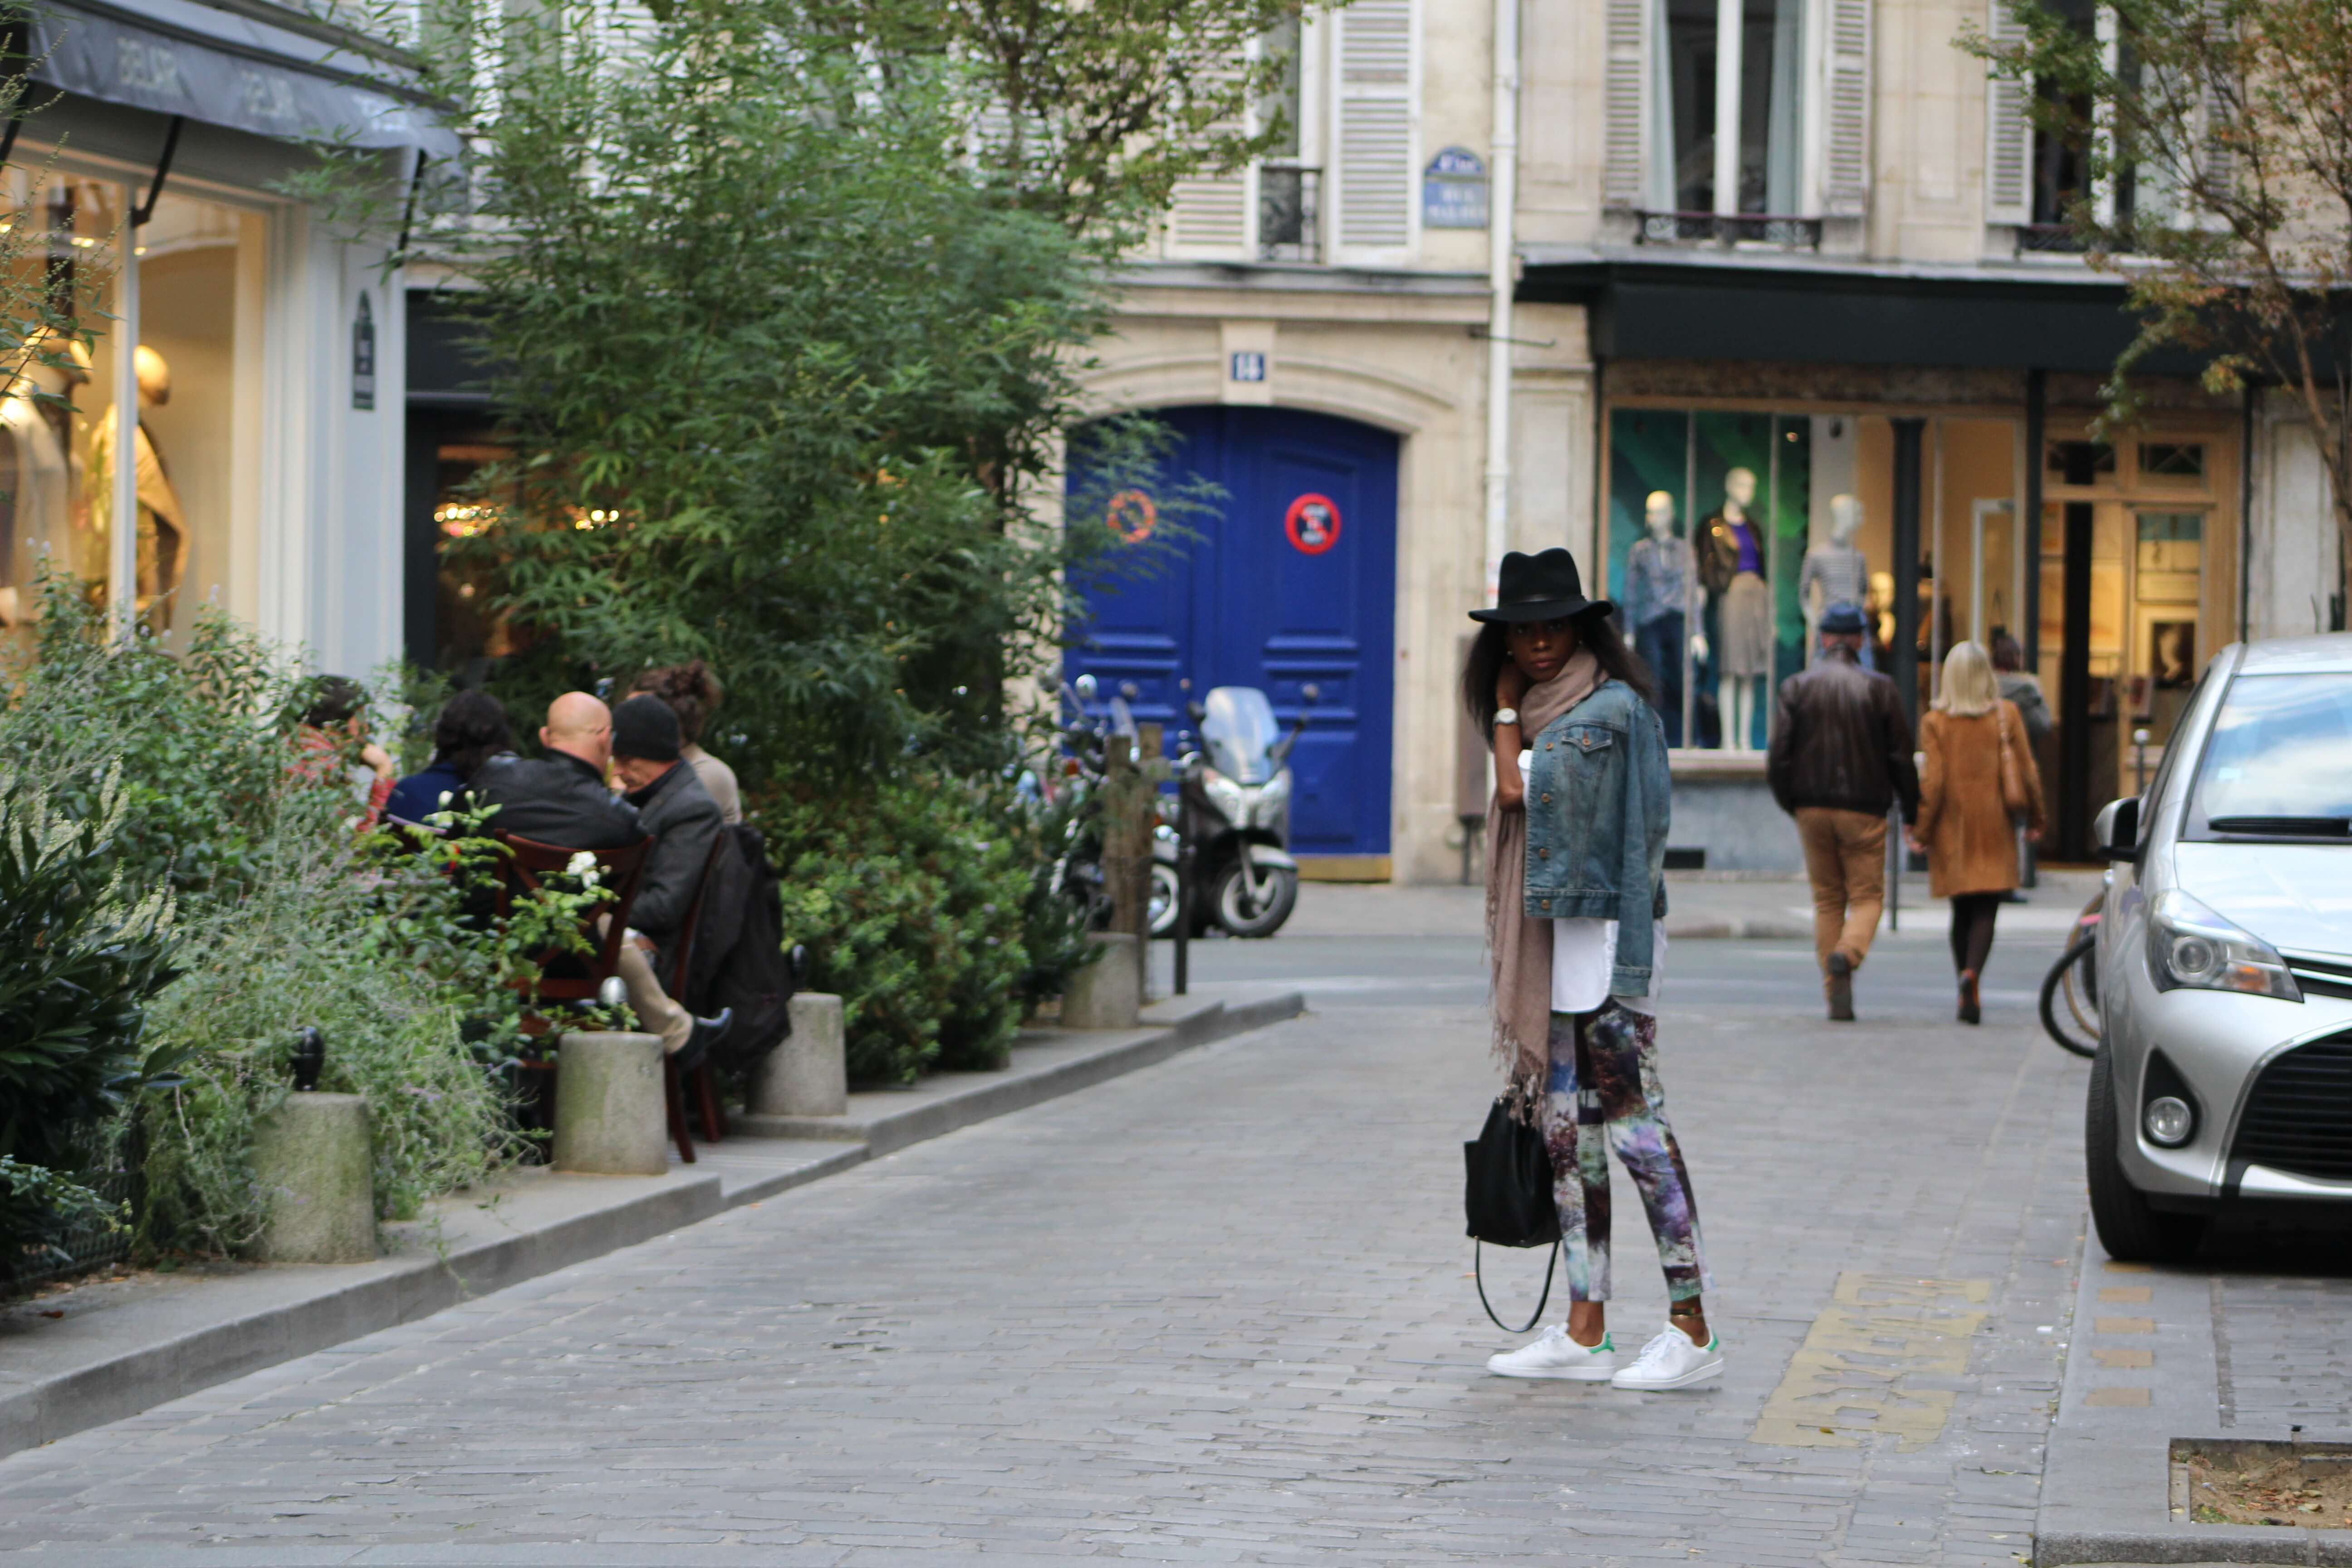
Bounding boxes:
1767 601 1920 1022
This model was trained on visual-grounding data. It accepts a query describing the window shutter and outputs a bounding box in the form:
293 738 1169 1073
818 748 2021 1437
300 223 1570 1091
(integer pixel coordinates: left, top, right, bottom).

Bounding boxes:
1984 0 2033 225
1601 0 1645 211
1818 0 1871 216
1333 0 1415 258
1166 60 1251 259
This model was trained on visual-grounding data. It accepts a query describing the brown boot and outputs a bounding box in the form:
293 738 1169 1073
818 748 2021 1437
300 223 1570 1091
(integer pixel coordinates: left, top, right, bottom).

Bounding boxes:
1957 969 1981 1025
1825 952 1855 1022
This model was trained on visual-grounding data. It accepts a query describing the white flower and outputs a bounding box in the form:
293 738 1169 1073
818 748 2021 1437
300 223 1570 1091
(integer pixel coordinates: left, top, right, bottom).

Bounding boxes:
437 790 453 807
566 851 598 877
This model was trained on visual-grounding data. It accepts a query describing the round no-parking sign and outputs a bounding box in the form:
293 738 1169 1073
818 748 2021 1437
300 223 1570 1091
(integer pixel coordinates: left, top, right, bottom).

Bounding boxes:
1285 493 1341 555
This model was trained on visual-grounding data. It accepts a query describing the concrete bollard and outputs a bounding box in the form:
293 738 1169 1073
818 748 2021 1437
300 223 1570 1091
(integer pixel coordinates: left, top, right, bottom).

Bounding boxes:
553 1032 668 1176
1059 931 1141 1030
252 1093 376 1264
751 993 847 1117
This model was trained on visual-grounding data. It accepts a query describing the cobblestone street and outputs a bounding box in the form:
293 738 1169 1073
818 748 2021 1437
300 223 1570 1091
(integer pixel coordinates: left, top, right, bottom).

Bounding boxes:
0 904 2097 1565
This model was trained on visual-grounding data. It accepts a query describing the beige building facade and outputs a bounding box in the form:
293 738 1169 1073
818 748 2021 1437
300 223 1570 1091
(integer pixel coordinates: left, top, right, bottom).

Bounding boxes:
1069 0 2339 881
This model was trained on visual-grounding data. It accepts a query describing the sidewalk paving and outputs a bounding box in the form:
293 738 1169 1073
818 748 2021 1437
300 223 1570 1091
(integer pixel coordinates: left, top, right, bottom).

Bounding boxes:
2037 1225 2352 1567
1284 867 2106 944
0 987 1300 1464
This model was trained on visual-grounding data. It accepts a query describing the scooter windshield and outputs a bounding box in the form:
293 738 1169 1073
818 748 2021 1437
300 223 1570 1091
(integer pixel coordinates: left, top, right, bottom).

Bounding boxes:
1201 687 1282 784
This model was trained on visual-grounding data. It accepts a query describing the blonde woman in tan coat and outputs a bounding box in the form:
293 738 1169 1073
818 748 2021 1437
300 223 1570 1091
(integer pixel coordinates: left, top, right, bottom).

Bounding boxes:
1906 641 2048 1024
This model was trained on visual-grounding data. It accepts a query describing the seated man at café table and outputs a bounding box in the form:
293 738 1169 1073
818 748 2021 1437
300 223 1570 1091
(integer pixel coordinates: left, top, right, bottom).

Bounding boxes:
472 691 731 1068
607 694 728 987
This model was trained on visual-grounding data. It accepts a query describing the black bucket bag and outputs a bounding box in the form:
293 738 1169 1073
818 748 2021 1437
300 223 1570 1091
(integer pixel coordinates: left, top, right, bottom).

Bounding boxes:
1463 1096 1562 1333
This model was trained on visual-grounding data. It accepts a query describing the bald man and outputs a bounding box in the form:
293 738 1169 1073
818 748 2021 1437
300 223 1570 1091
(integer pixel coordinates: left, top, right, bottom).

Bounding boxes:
472 694 730 1063
470 692 639 849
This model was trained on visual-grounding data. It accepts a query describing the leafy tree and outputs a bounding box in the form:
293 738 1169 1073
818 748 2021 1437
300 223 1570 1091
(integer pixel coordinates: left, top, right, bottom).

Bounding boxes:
1969 0 2352 616
785 0 1318 235
327 0 1215 790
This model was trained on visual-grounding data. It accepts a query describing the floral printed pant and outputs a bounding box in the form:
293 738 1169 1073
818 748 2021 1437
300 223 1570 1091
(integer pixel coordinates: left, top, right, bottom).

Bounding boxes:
1539 1004 1708 1303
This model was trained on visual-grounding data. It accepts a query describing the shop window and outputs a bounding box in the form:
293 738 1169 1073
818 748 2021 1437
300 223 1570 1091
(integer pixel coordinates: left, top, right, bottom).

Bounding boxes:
0 176 255 644
2138 441 2205 483
130 191 251 642
1606 407 1809 752
2046 439 2115 484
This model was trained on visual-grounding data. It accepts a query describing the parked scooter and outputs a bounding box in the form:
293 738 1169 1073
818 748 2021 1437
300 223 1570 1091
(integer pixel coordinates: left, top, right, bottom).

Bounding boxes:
1155 683 1315 938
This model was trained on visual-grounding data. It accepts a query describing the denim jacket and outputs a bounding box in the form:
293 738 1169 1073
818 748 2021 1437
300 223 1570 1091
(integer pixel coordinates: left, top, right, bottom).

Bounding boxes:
1523 679 1672 996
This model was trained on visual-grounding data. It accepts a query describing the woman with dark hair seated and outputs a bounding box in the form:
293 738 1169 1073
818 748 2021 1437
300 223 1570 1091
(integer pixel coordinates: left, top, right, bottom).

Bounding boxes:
630 660 740 823
386 690 514 825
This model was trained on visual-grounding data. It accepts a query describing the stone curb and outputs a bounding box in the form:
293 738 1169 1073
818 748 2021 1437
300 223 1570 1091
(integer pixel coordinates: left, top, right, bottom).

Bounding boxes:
0 1171 723 1463
1662 916 1816 941
728 992 1305 1161
2034 1228 2352 1567
0 990 1305 1463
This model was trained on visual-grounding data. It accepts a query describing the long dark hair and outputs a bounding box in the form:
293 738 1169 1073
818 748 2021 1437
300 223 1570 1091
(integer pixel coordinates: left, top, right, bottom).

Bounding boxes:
1459 611 1658 735
432 690 514 782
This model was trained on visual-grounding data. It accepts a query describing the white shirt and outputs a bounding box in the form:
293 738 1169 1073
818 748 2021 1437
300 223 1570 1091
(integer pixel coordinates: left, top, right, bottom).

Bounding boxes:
1519 750 1662 1016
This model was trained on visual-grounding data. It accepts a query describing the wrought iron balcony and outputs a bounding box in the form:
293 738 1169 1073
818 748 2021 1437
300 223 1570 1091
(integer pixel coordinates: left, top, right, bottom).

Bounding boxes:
2016 222 2090 255
1636 210 1823 250
1258 166 1321 263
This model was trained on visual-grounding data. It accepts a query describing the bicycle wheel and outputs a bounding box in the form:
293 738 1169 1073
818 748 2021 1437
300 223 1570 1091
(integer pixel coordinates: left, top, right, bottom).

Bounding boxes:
2040 933 2100 1058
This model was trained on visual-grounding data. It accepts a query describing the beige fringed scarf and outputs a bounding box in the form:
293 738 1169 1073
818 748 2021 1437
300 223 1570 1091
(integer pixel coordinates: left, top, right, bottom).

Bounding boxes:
1485 649 1604 1091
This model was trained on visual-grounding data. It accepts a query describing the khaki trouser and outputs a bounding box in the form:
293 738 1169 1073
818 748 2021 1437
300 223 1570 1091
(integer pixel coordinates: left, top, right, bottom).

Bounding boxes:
598 916 691 1054
1795 807 1888 981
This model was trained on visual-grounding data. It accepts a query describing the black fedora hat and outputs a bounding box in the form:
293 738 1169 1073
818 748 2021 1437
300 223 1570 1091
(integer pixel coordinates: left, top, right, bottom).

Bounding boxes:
1468 548 1613 624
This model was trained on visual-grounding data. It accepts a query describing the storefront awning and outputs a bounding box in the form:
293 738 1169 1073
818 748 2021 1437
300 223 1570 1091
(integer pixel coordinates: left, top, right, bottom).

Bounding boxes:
1519 253 2205 377
24 0 460 160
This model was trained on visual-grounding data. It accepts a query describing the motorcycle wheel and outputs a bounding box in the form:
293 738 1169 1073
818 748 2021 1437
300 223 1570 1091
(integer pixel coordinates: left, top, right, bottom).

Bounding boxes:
1214 861 1298 938
1148 863 1181 937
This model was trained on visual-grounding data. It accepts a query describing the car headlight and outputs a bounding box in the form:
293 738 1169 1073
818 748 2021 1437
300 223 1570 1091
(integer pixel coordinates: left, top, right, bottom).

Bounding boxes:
2147 889 2303 1002
1253 770 1290 828
1201 769 1247 826
2143 1096 2195 1147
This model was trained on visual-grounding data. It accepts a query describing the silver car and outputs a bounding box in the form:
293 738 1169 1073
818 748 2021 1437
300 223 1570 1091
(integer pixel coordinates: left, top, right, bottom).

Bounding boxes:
2089 633 2352 1263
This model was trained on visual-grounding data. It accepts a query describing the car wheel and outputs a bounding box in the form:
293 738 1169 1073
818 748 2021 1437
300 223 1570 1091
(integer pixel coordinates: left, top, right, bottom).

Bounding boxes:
2085 1042 2207 1264
1214 862 1297 938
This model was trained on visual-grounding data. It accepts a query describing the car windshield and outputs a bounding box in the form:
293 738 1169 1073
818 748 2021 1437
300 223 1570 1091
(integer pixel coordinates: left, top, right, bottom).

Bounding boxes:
2185 672 2352 839
1201 687 1281 783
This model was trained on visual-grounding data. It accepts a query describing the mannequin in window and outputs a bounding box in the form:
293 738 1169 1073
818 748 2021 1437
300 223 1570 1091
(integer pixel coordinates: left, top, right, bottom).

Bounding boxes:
1800 494 1872 669
1624 489 1707 746
1699 466 1770 752
86 343 187 630
0 335 75 629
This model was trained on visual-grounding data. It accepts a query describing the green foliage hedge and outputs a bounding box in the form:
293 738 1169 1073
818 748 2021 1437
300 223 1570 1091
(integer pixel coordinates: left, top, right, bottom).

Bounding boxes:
1 583 523 1265
764 773 1093 1087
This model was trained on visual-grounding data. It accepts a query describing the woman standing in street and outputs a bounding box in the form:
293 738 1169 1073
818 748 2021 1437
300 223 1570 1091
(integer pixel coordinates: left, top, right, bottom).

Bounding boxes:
1910 641 2048 1024
1466 549 1721 1392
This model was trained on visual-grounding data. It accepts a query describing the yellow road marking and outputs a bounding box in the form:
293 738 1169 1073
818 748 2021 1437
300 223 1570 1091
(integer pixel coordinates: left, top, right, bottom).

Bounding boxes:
1749 1273 1991 1452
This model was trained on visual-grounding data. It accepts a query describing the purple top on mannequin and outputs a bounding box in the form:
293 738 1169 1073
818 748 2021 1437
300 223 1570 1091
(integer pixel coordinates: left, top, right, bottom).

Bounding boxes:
1732 520 1761 575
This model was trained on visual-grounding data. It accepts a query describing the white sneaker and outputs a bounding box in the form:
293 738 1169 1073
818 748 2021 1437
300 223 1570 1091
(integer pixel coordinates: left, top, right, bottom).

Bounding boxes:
1485 1325 1618 1381
1609 1323 1724 1390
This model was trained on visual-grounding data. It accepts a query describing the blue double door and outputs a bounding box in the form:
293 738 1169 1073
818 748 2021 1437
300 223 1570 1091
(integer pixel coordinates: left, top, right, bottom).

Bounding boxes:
1068 406 1398 860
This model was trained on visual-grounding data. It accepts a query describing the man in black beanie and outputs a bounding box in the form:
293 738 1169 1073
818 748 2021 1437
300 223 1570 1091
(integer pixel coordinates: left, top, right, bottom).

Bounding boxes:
610 694 726 993
476 692 730 1067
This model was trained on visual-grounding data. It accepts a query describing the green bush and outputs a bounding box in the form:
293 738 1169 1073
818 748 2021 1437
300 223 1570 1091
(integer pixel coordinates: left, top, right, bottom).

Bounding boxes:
763 771 1089 1086
1 581 527 1260
0 768 181 1282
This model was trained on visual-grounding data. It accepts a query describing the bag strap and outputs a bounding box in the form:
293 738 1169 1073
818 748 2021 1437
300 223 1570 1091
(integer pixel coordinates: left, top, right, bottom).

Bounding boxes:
1474 1237 1561 1334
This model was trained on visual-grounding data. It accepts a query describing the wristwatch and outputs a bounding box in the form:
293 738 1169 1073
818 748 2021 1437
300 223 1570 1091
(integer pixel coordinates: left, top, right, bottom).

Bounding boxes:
1494 707 1520 727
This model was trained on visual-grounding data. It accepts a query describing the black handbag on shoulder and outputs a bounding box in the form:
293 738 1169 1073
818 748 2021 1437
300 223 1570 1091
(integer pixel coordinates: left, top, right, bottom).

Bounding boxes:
1463 1097 1561 1333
